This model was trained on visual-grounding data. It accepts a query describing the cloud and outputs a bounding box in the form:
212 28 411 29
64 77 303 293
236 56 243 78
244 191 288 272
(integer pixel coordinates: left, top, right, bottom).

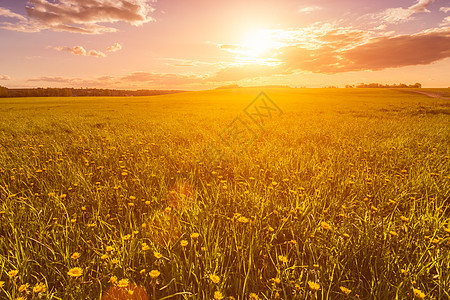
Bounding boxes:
298 6 322 14
440 7 450 13
52 44 125 58
0 0 155 34
0 75 12 80
106 42 122 52
376 0 436 24
214 25 450 80
27 76 82 83
441 16 450 26
0 7 27 21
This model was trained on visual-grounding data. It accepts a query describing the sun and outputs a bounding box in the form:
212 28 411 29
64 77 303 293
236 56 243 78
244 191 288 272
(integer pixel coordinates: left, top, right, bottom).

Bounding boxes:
241 29 281 59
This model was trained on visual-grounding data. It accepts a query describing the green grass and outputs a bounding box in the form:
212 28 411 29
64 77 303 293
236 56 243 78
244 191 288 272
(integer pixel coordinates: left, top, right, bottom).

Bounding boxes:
0 88 449 299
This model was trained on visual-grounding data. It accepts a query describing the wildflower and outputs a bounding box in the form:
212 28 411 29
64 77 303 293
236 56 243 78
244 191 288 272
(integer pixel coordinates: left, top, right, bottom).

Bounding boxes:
109 276 118 284
123 234 131 241
106 246 114 252
116 279 129 288
154 252 163 259
214 291 224 300
15 297 26 300
7 270 18 278
180 240 188 247
401 269 408 274
111 258 119 264
389 231 398 236
237 216 249 223
190 232 200 239
33 282 46 293
343 233 350 238
278 255 288 263
249 293 260 300
149 270 160 280
141 243 150 251
321 222 332 231
272 278 281 285
70 218 77 224
18 283 29 293
71 252 80 260
400 216 410 222
67 267 83 278
0 281 4 288
413 288 425 299
340 286 351 295
209 273 220 284
100 254 108 260
308 281 320 291
129 196 136 200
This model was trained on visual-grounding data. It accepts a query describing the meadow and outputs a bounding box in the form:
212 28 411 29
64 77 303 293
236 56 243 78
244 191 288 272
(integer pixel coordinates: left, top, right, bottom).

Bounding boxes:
0 88 449 299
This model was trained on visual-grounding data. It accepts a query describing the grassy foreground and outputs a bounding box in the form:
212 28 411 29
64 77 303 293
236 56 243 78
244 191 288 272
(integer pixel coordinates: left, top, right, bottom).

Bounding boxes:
0 88 449 299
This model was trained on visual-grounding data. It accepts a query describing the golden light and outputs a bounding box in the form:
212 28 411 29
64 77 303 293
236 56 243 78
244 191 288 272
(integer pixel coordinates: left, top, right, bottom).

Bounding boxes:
241 29 281 58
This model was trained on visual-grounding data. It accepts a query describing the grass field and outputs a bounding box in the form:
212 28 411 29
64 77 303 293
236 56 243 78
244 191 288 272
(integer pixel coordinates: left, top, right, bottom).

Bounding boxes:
0 88 449 299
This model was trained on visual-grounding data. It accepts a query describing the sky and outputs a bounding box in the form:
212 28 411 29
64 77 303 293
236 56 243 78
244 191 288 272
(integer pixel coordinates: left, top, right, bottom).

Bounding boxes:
0 0 449 90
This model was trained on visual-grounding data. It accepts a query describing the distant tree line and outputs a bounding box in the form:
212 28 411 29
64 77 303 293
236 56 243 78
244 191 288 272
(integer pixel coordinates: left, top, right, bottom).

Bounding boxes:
0 86 185 98
346 83 422 88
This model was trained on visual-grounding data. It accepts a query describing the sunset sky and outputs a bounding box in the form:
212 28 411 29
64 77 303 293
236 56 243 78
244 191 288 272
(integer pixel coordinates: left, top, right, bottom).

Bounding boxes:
0 0 449 90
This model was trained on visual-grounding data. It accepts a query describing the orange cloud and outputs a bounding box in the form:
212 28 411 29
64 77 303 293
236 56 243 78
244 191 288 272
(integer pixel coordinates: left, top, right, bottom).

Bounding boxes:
106 43 122 52
122 72 204 86
0 0 155 34
53 45 106 58
375 0 436 24
0 75 11 80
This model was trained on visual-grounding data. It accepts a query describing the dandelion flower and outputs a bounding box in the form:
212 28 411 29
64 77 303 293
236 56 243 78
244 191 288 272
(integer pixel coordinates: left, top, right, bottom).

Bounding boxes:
321 222 332 231
209 273 220 284
340 286 351 295
71 252 80 260
413 288 425 299
149 270 160 280
111 258 119 264
33 282 46 293
123 234 131 241
389 231 398 236
400 216 410 222
190 232 200 239
214 291 224 300
308 281 320 291
272 278 281 285
100 254 108 260
141 243 150 251
249 293 260 300
116 279 129 288
0 281 4 288
109 276 118 284
237 216 249 223
154 252 163 259
67 267 83 278
106 246 114 252
180 240 188 247
18 283 29 293
7 270 18 278
278 255 288 263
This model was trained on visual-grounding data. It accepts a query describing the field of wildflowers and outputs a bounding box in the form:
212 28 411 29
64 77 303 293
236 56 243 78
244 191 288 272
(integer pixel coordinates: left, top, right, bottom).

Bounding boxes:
0 88 449 299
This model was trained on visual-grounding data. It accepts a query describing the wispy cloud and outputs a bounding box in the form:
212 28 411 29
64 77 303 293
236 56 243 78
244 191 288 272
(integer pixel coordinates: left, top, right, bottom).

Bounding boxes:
0 0 155 34
0 7 27 21
106 43 122 52
298 6 322 14
440 7 450 13
121 72 204 86
374 0 436 24
0 75 12 81
441 16 450 26
52 43 122 58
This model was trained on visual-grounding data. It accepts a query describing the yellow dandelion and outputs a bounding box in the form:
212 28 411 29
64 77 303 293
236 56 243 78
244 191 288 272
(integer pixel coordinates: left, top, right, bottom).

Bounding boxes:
154 252 163 259
401 269 408 275
116 279 129 288
141 243 150 251
190 232 200 239
106 246 114 252
413 288 425 299
111 258 119 264
209 273 220 284
149 270 160 280
278 255 288 263
123 234 131 241
128 289 134 295
272 277 281 285
67 267 83 278
214 291 224 300
340 286 351 295
343 233 350 238
180 240 188 247
321 221 332 231
0 281 4 288
18 283 29 293
7 270 18 278
71 252 80 260
100 254 108 260
389 231 398 236
15 297 26 300
33 282 46 293
308 281 320 291
237 216 249 223
109 276 118 284
249 293 260 300
129 196 136 200
400 216 410 222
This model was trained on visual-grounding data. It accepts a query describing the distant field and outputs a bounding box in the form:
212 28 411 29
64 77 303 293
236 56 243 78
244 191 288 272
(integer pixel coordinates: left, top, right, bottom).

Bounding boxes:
0 88 449 299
